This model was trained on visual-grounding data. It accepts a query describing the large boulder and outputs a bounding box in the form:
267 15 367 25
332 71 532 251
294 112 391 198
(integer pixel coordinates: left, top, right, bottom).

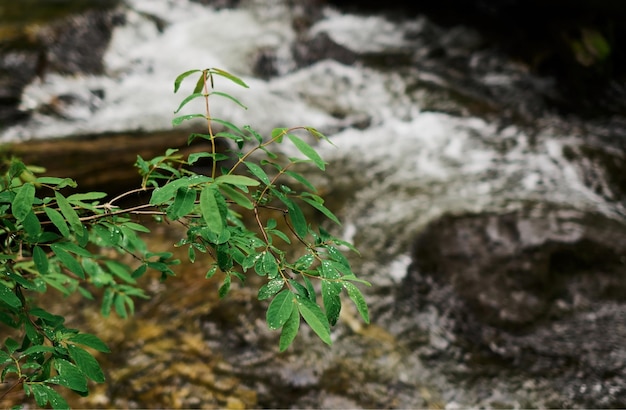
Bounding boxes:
401 206 626 407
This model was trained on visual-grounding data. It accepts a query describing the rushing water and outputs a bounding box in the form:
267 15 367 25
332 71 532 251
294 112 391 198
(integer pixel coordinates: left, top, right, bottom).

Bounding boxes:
2 0 626 408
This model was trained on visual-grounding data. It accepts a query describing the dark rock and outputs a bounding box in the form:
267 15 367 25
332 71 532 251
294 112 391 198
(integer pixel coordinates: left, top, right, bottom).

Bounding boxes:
400 206 626 406
292 32 357 69
252 48 279 80
189 0 241 9
0 50 40 124
0 4 121 130
34 9 123 76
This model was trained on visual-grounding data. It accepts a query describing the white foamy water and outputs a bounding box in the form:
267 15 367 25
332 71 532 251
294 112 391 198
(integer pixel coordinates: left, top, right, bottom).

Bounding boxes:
3 0 618 265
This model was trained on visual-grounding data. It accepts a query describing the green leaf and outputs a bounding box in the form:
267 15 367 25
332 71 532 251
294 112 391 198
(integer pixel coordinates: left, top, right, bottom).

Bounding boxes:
12 182 35 222
54 192 82 233
30 307 64 325
174 92 205 113
274 191 307 238
293 254 314 271
101 288 114 317
215 174 260 186
287 280 310 302
258 278 285 300
271 127 288 143
0 283 21 309
284 170 317 192
174 69 201 93
266 289 295 330
244 162 271 185
68 333 110 353
122 222 151 233
327 246 351 269
321 280 342 326
19 345 57 358
22 210 42 239
114 293 127 318
287 134 326 170
343 282 370 324
200 186 224 236
49 358 88 392
172 113 206 126
104 260 136 284
305 126 334 146
219 184 253 210
44 207 70 238
286 201 307 238
255 251 279 277
36 176 77 188
29 384 69 410
210 91 247 109
51 245 85 279
66 192 107 203
67 344 105 383
301 196 341 225
279 306 300 352
5 337 19 354
218 275 231 298
32 246 49 275
205 265 218 279
167 187 197 220
187 152 229 165
51 241 92 258
295 295 332 345
188 246 196 263
210 68 249 88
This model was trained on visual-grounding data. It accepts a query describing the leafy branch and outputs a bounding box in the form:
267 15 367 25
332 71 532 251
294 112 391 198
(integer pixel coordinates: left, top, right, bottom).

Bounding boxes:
0 67 370 408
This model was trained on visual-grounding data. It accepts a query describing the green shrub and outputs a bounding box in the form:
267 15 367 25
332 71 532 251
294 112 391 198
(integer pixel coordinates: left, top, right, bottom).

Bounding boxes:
0 68 369 408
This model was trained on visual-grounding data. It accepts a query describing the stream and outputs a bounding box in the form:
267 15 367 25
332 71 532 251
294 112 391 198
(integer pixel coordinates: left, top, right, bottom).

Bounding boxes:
2 0 626 408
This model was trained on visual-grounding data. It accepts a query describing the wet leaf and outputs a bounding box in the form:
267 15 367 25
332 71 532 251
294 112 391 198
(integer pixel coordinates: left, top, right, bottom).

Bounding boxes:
343 282 370 324
67 344 105 383
266 290 295 330
279 306 300 351
287 134 325 170
200 186 223 235
296 295 331 345
12 182 35 222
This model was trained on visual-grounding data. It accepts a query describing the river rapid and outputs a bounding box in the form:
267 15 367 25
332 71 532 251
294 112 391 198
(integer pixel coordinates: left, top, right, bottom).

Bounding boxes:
2 0 626 408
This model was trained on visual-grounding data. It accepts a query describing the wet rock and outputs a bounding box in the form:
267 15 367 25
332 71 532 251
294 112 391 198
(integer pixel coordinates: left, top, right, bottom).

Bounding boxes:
0 4 121 129
34 9 122 76
401 206 626 407
292 31 357 69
